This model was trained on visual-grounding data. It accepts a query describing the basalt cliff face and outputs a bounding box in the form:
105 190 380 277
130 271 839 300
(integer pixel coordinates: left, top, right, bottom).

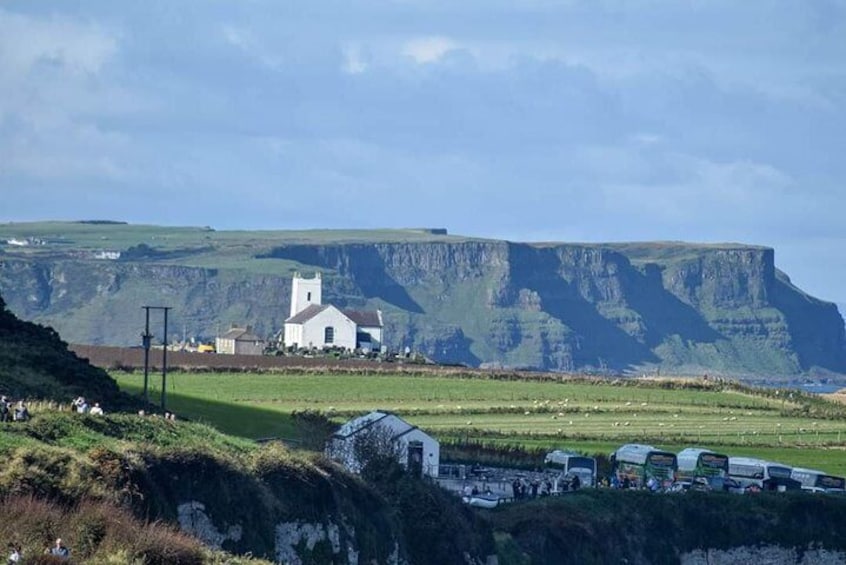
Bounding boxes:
259 241 845 375
0 223 843 377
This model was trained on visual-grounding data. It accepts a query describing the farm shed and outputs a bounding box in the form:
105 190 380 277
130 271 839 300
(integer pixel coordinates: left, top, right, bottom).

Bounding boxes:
326 411 439 478
215 326 265 355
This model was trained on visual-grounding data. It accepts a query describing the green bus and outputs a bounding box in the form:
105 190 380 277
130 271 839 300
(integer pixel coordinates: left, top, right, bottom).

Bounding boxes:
611 443 677 489
677 447 729 490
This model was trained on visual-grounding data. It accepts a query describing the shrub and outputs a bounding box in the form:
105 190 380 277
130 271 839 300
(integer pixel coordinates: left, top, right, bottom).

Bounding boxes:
74 502 110 558
130 521 205 565
291 410 337 451
0 495 206 565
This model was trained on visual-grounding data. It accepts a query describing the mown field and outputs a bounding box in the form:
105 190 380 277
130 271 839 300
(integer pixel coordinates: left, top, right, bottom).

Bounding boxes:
112 371 846 476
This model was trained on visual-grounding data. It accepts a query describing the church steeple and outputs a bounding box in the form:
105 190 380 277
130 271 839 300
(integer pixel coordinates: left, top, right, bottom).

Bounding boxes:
290 272 322 318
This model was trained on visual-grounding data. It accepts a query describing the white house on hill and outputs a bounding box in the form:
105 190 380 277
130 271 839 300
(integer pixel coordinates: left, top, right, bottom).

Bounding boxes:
326 411 439 478
283 273 383 351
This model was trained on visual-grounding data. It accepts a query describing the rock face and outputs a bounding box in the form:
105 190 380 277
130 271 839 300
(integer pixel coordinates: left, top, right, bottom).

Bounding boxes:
0 224 844 376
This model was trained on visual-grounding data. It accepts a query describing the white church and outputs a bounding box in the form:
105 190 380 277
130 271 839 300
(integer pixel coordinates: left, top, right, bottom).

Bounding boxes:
283 272 384 351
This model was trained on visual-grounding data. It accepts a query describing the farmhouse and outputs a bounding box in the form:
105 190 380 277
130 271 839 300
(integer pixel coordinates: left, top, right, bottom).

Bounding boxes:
215 326 266 355
283 273 383 351
326 410 439 478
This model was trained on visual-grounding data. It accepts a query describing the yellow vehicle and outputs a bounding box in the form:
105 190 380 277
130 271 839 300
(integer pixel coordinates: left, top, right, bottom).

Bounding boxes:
197 344 215 353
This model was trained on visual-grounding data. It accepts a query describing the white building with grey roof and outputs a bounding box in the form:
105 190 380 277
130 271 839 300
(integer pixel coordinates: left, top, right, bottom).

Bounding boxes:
326 410 439 478
215 326 265 355
283 273 383 351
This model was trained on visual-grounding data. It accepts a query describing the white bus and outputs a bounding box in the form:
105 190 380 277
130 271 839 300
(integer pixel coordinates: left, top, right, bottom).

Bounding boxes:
728 457 796 492
544 449 597 488
676 448 729 490
790 467 846 493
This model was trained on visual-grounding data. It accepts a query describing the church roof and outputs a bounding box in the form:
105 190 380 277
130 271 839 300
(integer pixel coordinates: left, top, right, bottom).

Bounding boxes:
343 309 383 327
286 304 383 327
285 303 330 324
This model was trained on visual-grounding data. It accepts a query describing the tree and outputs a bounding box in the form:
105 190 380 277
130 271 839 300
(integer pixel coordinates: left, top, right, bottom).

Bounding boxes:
350 424 405 484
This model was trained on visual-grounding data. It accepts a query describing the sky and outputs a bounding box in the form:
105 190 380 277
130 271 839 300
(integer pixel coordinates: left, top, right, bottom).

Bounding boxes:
0 1 844 304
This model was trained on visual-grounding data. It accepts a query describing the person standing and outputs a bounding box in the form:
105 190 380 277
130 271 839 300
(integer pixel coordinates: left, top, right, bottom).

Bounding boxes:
0 396 9 423
7 542 21 564
13 401 29 422
50 538 69 560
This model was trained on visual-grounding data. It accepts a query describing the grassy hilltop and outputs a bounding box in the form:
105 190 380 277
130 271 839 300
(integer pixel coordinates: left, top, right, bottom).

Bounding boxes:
1 220 844 377
0 292 139 409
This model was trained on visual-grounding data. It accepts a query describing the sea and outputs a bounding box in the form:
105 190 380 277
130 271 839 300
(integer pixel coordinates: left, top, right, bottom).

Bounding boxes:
795 383 844 394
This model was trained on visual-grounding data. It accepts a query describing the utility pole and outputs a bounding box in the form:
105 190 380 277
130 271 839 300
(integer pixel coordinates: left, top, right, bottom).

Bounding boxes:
141 306 172 410
161 306 171 410
141 307 153 402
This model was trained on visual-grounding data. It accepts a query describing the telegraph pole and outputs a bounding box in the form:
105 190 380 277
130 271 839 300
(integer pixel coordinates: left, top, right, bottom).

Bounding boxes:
141 307 153 402
161 306 171 410
141 306 172 410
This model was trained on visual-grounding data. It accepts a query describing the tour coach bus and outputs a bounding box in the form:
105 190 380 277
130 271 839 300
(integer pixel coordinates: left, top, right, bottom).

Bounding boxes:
676 448 729 489
544 449 597 487
728 457 798 491
790 467 846 493
611 443 677 487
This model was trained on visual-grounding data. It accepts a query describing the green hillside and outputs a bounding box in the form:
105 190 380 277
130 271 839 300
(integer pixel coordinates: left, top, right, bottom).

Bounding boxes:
0 293 492 564
0 293 141 409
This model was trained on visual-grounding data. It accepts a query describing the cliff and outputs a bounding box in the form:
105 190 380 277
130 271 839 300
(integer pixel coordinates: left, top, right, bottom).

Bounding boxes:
0 222 843 377
487 489 846 564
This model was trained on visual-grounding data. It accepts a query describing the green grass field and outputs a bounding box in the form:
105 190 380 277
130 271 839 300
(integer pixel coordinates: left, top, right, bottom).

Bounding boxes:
112 371 846 476
0 221 466 251
0 221 473 275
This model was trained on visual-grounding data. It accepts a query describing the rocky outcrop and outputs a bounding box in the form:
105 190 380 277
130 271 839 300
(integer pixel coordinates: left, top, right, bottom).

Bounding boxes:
1 232 844 376
178 500 395 565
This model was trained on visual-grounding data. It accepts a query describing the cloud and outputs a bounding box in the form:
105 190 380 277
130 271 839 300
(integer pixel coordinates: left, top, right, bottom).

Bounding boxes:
341 43 369 74
0 8 117 78
0 1 844 303
0 8 130 184
221 25 284 70
0 122 129 181
401 36 459 64
598 156 795 225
